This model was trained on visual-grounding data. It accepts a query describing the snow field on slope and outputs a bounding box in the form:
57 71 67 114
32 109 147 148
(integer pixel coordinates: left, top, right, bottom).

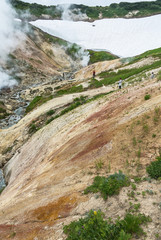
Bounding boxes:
30 14 161 58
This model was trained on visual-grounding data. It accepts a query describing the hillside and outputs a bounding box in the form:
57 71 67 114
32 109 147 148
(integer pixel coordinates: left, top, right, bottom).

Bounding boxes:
0 47 161 239
0 24 90 128
3 24 84 86
10 0 161 20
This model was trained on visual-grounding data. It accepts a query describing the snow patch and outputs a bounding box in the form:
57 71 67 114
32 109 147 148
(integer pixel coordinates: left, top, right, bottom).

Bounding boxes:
30 14 161 58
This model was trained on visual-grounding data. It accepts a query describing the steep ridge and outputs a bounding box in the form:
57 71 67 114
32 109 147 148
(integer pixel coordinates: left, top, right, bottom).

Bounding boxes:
2 25 82 87
0 74 161 239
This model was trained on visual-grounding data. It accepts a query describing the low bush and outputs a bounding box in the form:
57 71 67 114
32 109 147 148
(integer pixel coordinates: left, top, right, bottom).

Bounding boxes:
144 94 151 100
28 123 38 134
46 109 55 116
146 156 161 179
84 171 130 200
63 209 151 240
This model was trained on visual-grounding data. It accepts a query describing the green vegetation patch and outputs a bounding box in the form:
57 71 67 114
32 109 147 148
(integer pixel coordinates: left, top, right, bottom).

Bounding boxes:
146 156 161 179
84 171 130 200
56 85 84 96
63 209 151 240
144 94 151 100
10 0 61 18
28 123 39 134
89 79 104 88
46 109 55 116
26 95 53 113
88 50 118 64
27 92 113 134
97 59 161 86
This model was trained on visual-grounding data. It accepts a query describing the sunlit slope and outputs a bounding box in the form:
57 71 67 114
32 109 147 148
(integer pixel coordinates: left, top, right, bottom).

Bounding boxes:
0 47 161 238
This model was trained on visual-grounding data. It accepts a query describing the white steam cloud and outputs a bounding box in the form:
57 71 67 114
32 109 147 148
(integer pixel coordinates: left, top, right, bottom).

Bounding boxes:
57 4 88 21
0 70 18 89
78 47 90 67
0 0 22 89
55 4 89 66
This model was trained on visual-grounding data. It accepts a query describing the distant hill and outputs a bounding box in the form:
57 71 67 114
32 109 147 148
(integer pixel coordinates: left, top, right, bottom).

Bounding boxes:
10 0 161 20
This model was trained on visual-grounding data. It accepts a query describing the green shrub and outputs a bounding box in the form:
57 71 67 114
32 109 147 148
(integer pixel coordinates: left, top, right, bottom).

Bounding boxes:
121 213 151 235
142 124 149 133
131 183 136 190
133 177 142 183
144 94 151 100
95 159 104 170
84 171 130 200
146 156 161 179
46 115 59 125
63 210 151 240
46 109 55 116
118 230 131 240
28 123 38 134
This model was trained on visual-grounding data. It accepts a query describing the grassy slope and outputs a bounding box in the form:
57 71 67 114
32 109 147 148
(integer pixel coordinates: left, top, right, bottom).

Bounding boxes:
88 50 118 64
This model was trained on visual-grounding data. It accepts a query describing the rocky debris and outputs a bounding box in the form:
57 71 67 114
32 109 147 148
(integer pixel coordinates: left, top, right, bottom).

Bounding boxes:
0 86 29 129
125 10 139 18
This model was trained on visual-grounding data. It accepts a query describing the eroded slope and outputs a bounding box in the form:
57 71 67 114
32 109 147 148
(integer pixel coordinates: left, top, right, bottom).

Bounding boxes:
0 76 161 239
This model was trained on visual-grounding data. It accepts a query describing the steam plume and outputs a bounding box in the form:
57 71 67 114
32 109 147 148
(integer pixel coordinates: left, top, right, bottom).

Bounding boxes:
0 0 22 89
